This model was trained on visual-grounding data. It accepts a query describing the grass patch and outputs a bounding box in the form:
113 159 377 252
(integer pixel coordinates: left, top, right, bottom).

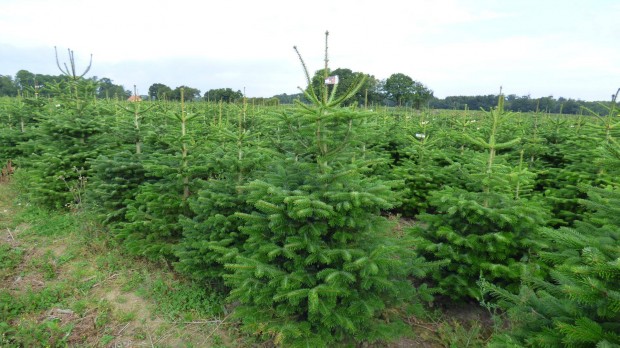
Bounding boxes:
138 276 225 321
0 244 24 278
0 182 235 347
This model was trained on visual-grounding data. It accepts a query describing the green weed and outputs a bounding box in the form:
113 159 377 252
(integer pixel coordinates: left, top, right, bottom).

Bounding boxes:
0 244 24 277
138 277 224 321
0 318 73 348
100 334 115 346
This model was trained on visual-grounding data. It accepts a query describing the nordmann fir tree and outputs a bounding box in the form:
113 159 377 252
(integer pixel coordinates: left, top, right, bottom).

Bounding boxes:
0 94 43 167
535 112 603 227
485 168 620 347
118 89 201 263
412 94 550 300
86 87 155 226
391 112 453 217
21 48 109 209
176 113 270 282
223 32 437 347
482 94 620 348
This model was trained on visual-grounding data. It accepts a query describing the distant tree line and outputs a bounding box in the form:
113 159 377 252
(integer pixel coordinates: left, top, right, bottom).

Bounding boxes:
1 69 610 114
429 94 612 115
1 67 437 108
0 70 132 99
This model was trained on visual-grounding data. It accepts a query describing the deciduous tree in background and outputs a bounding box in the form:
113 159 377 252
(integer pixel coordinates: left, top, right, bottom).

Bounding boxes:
171 86 201 101
148 83 173 100
384 73 433 108
204 87 243 102
0 75 18 97
308 68 384 106
96 77 130 99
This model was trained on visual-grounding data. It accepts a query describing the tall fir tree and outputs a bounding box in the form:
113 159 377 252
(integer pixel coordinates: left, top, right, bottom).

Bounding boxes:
117 89 203 262
86 97 156 226
19 49 109 209
223 32 437 346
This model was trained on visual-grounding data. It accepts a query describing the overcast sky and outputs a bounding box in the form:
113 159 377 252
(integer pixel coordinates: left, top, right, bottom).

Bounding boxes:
0 0 618 100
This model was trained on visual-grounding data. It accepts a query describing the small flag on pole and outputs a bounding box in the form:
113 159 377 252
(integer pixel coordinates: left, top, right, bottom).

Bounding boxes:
324 75 339 85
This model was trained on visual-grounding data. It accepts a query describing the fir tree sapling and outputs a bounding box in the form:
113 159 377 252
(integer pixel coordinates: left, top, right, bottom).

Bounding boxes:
176 120 270 282
223 32 437 347
22 48 109 209
412 94 550 300
391 112 453 217
118 89 203 262
482 104 620 348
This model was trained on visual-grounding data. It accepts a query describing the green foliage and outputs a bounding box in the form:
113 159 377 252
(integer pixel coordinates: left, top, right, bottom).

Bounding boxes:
414 186 548 299
117 156 187 261
0 244 24 279
15 65 110 209
483 135 620 347
87 151 147 225
204 88 243 102
96 77 130 99
390 114 456 216
116 96 207 261
176 124 268 281
222 36 435 347
137 277 224 320
430 94 612 115
308 67 383 106
535 115 605 226
3 43 620 348
383 73 433 108
0 75 18 97
148 82 173 100
0 96 44 166
0 316 73 348
412 96 550 300
171 85 201 101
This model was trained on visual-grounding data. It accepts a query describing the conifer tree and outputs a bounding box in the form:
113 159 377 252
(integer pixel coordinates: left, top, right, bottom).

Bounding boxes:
223 32 436 346
536 114 604 226
0 96 43 165
391 113 453 216
117 89 204 262
176 120 270 282
483 109 620 348
86 91 157 225
412 95 550 300
20 48 109 209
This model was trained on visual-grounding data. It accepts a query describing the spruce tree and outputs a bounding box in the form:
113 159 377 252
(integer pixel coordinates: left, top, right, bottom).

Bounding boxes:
223 33 435 346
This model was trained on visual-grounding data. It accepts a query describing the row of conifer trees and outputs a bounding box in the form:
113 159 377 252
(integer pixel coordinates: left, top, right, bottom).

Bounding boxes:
0 41 618 346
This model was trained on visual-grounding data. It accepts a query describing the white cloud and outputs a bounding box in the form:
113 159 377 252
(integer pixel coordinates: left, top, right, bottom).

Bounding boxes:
1 0 618 100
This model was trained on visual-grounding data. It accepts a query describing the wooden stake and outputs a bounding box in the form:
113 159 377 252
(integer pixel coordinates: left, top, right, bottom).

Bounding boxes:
6 228 14 241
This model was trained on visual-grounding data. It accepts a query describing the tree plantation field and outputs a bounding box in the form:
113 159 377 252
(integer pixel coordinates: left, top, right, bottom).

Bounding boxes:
1 57 619 346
